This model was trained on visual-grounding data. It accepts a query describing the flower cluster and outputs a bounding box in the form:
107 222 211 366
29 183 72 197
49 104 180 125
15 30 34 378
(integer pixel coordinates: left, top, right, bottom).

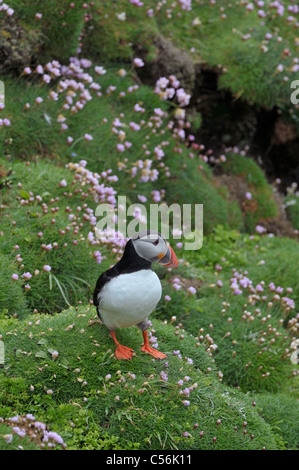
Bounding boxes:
155 75 190 107
0 414 65 449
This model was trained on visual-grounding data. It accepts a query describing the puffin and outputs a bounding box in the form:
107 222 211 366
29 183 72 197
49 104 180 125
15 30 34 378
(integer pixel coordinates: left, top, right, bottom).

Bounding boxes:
93 230 178 360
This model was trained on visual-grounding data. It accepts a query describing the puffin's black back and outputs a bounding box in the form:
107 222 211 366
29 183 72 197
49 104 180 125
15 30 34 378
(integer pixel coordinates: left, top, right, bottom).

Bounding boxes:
93 239 152 313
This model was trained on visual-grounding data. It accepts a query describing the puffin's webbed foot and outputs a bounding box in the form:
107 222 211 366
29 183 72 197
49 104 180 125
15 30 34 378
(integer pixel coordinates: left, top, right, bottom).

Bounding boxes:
141 330 167 360
110 330 134 360
115 343 134 360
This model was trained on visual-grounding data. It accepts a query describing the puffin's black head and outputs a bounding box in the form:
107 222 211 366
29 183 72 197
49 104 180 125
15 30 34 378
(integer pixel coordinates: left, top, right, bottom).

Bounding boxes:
130 230 178 268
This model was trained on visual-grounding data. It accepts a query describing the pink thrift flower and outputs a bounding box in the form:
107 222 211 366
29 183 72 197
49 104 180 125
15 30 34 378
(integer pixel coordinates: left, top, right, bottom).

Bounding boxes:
42 74 51 84
11 274 19 281
95 66 106 76
23 272 32 280
84 133 93 141
133 58 144 67
187 286 197 295
36 65 44 74
182 400 190 406
255 224 266 234
42 265 52 272
117 143 125 152
172 283 181 291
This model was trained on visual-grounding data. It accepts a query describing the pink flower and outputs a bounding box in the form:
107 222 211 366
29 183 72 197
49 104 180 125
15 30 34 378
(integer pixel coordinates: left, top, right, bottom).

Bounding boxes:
48 91 58 101
23 272 32 280
182 400 190 406
59 179 67 187
35 13 42 20
164 295 171 302
35 97 43 104
24 67 32 75
133 58 144 68
93 251 103 264
95 66 106 76
42 74 51 84
117 143 125 152
172 283 181 291
84 133 93 141
11 274 19 281
129 122 141 131
178 0 192 12
51 351 59 359
255 224 266 234
36 65 44 74
42 265 52 272
187 286 197 295
176 88 191 107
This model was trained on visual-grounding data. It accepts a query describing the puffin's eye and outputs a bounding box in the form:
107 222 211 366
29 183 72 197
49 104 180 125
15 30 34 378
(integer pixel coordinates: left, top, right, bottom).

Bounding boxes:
152 239 159 246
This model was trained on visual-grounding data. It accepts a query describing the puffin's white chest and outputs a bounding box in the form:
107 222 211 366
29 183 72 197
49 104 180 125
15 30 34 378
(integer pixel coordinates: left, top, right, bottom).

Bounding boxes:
99 269 162 330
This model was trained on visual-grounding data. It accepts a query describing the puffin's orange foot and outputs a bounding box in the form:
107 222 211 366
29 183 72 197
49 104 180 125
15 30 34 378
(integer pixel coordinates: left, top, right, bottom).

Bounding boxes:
141 344 167 360
115 344 134 360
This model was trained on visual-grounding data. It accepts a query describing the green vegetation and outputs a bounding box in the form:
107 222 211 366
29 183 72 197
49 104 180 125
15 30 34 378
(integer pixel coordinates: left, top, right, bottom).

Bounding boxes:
0 305 290 450
0 0 298 451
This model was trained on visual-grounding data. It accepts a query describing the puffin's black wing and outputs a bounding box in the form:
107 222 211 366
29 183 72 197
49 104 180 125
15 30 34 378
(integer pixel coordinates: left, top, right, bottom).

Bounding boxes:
93 266 119 320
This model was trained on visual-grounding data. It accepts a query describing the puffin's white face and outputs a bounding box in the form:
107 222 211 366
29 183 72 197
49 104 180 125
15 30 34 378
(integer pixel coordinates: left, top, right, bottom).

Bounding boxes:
131 230 178 268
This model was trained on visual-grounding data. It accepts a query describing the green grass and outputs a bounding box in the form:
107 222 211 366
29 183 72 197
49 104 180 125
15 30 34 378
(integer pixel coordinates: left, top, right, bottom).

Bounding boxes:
220 153 278 231
0 0 299 452
0 253 29 317
0 305 287 450
285 194 299 231
78 0 299 119
154 227 299 393
6 0 85 64
253 392 299 449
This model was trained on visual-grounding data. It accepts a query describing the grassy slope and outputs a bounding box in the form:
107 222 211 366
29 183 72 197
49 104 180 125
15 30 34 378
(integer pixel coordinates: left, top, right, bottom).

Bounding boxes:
0 305 286 450
0 0 299 452
82 0 299 114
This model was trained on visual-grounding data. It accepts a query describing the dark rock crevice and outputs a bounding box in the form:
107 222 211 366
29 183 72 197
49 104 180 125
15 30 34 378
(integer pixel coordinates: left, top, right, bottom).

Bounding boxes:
188 65 299 192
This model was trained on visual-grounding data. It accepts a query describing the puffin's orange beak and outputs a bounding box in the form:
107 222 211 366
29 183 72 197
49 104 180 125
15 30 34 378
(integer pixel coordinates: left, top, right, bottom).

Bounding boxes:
158 244 178 269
